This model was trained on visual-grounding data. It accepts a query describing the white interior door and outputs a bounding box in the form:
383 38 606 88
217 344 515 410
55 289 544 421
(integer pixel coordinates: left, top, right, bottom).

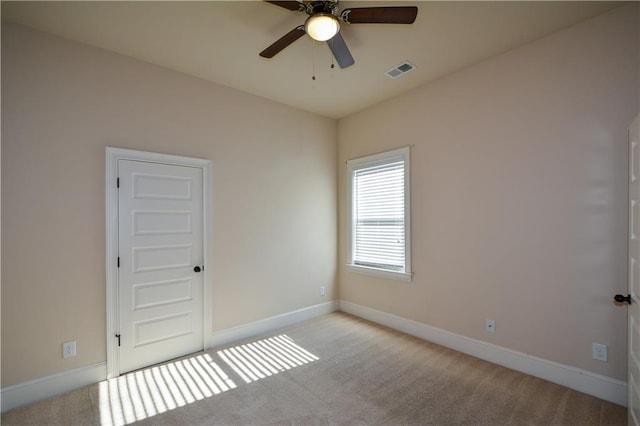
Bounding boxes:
628 113 640 425
117 159 204 374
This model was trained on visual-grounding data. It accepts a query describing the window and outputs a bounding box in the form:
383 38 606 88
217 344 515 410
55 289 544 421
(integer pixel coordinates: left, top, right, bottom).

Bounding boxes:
347 147 411 281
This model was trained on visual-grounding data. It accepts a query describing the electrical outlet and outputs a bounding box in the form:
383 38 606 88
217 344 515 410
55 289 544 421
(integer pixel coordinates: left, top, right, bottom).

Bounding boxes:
63 341 76 358
592 343 607 362
320 286 325 296
486 319 495 334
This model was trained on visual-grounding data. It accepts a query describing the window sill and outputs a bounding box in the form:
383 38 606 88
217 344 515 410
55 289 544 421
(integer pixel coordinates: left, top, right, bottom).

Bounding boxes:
346 264 412 282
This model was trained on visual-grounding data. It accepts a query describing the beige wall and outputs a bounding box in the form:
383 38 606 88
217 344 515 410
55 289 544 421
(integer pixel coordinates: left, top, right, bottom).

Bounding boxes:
2 2 638 391
1 23 337 387
338 4 639 381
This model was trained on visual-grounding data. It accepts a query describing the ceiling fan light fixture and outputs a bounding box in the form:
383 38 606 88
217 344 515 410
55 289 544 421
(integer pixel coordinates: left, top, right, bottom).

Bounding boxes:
305 13 340 42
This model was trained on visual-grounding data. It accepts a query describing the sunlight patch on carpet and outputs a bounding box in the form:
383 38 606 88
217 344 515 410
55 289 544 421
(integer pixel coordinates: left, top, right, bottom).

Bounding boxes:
98 335 318 425
218 334 319 383
99 353 235 425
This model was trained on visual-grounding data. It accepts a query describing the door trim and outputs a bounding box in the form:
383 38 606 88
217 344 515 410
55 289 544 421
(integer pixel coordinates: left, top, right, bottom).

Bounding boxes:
105 147 213 379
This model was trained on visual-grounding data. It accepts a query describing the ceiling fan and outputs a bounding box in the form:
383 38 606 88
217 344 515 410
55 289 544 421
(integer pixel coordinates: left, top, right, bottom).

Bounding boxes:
260 1 418 69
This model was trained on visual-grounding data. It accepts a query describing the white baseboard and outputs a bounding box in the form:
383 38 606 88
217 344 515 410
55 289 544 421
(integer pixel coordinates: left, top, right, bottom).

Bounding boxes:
1 362 107 413
339 300 627 407
3 300 623 412
211 300 339 349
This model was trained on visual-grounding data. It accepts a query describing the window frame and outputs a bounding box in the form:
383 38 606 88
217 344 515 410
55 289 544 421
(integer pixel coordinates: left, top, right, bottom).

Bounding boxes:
346 146 412 282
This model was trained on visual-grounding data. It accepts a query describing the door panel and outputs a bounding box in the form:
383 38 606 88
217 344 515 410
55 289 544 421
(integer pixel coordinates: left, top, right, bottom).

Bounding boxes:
133 278 193 309
132 244 193 272
629 114 640 425
133 211 192 235
118 160 204 374
133 312 193 347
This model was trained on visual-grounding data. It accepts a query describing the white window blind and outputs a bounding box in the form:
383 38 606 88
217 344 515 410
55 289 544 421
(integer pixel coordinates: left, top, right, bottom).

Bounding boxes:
353 160 405 270
347 143 413 281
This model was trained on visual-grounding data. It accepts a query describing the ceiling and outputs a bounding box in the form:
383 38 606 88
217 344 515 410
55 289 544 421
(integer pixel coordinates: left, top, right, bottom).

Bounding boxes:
1 1 621 119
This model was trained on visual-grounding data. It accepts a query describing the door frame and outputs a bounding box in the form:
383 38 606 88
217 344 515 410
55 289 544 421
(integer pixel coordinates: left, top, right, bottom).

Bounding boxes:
105 147 213 379
629 114 640 424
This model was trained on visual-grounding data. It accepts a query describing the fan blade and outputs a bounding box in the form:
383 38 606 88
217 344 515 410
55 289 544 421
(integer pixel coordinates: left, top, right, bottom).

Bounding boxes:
259 26 306 58
341 6 418 24
264 1 304 12
327 32 355 69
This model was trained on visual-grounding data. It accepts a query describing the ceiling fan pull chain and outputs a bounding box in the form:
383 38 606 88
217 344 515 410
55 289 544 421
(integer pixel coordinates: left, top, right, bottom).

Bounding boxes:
329 38 335 69
312 39 317 81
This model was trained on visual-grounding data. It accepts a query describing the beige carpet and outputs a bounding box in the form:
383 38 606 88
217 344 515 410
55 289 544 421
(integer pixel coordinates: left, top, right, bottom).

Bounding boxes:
1 312 627 425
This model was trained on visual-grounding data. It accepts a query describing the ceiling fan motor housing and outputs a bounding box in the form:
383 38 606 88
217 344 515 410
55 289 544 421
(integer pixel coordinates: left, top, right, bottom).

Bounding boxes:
307 1 340 16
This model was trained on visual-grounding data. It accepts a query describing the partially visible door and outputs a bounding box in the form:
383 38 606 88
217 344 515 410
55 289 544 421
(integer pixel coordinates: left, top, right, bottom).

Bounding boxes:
628 114 640 425
118 159 204 374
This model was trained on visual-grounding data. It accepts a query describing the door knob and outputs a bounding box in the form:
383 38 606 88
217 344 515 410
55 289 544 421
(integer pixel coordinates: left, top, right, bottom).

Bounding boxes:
614 294 632 304
193 266 202 273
